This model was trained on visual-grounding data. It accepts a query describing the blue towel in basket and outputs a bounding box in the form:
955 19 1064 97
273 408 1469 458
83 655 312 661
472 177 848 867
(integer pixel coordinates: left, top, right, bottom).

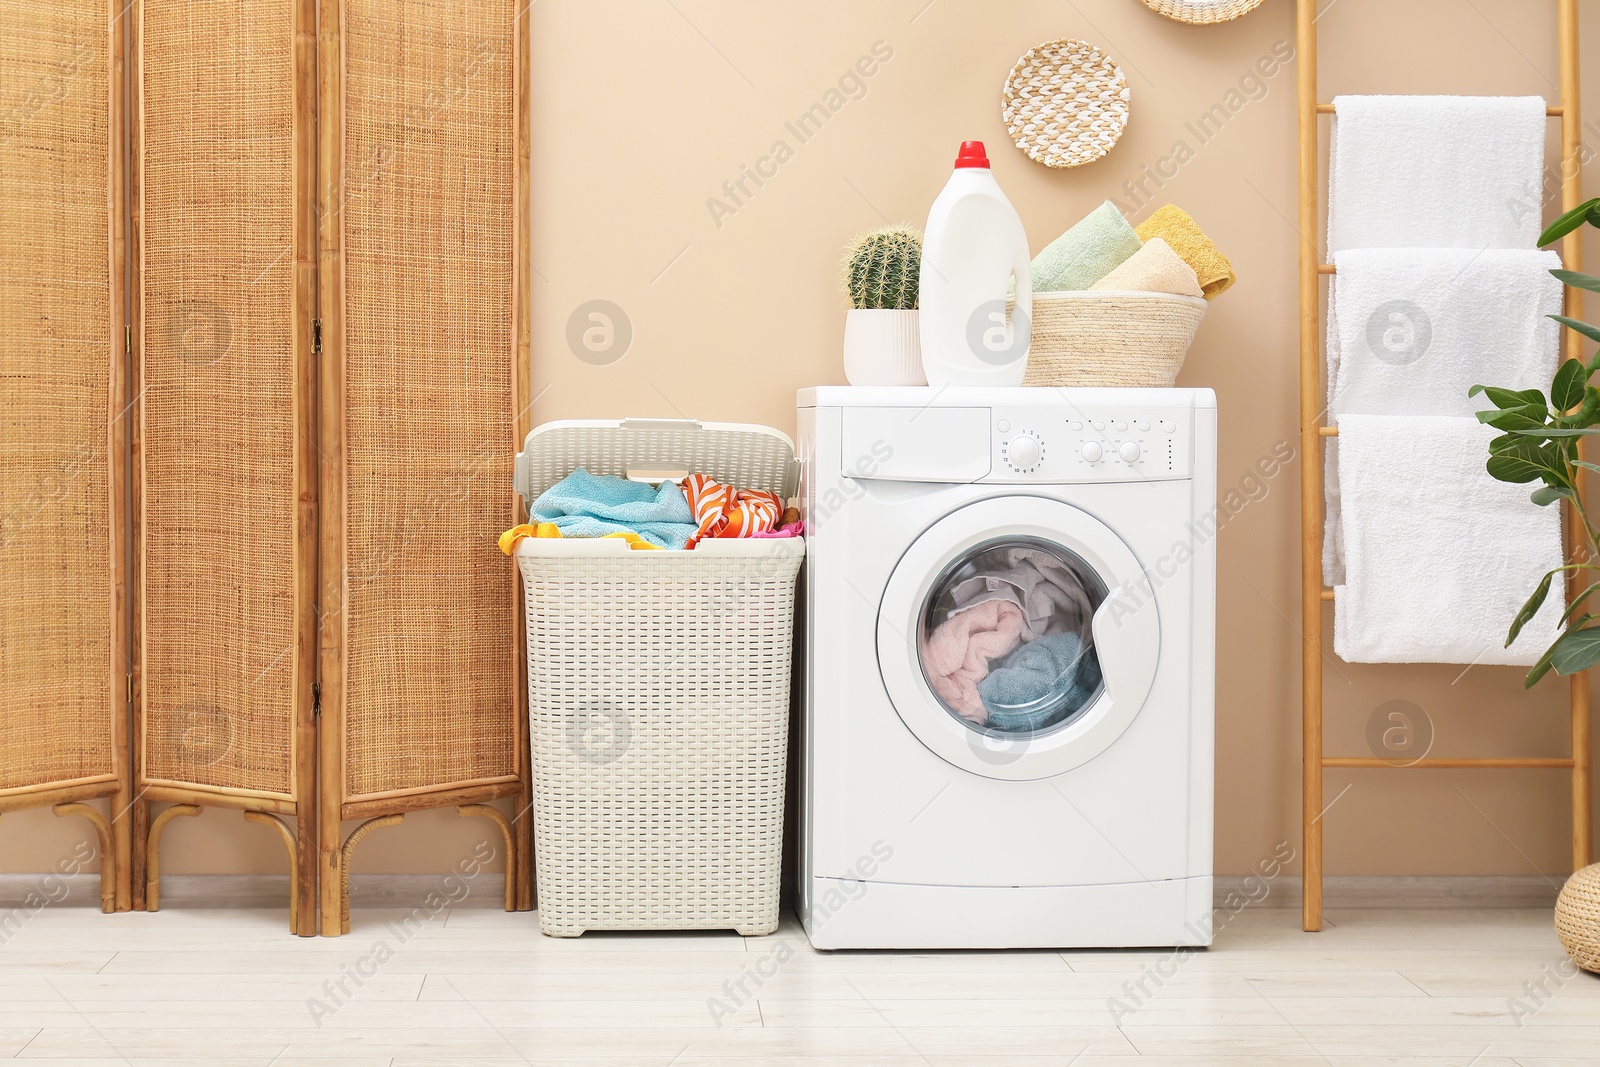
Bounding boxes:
530 467 699 549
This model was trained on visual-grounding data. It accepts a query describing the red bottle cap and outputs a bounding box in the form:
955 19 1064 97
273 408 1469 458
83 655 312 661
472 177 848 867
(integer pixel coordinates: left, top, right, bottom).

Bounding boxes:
954 141 991 169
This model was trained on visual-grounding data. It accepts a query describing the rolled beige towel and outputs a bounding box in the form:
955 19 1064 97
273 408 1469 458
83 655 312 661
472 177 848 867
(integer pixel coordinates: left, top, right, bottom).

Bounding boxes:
1089 238 1203 298
1135 205 1236 299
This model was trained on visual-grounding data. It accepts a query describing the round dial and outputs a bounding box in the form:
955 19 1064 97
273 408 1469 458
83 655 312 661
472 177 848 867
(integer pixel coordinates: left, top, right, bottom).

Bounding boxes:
1080 440 1104 464
1119 440 1141 463
1007 434 1042 470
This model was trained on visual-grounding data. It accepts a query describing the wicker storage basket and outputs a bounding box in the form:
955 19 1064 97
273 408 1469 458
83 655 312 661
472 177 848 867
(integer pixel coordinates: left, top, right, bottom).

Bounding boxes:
1022 290 1207 387
1556 863 1600 974
514 419 803 937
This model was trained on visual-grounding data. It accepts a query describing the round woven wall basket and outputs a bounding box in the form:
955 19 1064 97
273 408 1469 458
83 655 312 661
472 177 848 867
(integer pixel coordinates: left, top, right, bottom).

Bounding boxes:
1003 39 1130 169
1140 0 1268 24
1021 291 1206 387
1556 863 1600 974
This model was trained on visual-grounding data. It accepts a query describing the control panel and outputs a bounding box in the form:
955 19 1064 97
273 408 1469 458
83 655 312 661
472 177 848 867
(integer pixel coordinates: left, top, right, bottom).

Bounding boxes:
834 398 1200 484
990 405 1192 483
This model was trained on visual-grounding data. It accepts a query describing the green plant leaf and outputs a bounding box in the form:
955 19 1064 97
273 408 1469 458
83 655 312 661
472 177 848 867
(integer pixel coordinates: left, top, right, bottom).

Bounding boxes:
1553 269 1600 294
1525 640 1559 688
1469 384 1548 410
1490 433 1523 454
1508 426 1600 437
1487 440 1567 485
1531 485 1575 506
1574 460 1600 474
1551 314 1600 346
1479 408 1550 433
1551 626 1600 675
1557 387 1600 428
1553 359 1588 410
1507 570 1555 644
1539 197 1600 246
1562 585 1600 626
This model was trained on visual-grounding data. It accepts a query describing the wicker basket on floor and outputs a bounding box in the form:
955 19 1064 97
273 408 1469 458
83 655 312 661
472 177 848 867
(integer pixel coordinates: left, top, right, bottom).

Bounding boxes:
514 419 803 938
1022 290 1207 388
1556 863 1600 974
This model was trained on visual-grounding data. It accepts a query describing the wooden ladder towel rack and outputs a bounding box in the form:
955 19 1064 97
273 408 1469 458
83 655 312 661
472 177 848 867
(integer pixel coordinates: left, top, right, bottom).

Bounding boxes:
1298 0 1594 932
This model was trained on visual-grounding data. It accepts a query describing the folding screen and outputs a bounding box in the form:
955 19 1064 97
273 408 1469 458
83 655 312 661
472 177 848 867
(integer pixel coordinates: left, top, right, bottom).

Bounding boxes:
133 0 319 934
0 0 130 913
317 0 532 933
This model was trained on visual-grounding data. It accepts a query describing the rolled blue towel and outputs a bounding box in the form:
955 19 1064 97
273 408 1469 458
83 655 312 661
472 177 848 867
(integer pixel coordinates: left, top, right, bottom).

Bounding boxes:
1030 200 1142 292
979 632 1102 733
531 467 699 549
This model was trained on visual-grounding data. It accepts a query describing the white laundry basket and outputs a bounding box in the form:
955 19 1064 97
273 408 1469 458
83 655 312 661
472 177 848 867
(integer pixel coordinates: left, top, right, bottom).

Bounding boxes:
513 418 804 937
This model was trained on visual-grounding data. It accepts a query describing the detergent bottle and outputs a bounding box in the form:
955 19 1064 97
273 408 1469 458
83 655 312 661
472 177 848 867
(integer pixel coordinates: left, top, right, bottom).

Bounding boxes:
918 141 1033 387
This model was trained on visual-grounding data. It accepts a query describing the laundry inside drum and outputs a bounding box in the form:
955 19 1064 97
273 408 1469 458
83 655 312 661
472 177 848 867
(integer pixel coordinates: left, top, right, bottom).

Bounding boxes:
916 537 1108 736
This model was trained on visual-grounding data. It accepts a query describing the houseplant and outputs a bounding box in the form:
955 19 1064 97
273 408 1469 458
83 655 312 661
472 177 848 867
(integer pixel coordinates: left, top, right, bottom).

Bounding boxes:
1475 197 1600 686
841 225 924 386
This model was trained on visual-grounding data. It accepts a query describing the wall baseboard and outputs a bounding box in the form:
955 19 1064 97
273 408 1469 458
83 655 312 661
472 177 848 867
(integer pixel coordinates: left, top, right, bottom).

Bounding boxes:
2 873 1571 912
1214 874 1565 910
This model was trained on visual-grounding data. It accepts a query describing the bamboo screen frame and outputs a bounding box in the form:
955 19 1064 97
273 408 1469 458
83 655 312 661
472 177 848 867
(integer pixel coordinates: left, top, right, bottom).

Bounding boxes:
0 0 131 914
131 0 319 935
1296 0 1593 931
317 0 533 934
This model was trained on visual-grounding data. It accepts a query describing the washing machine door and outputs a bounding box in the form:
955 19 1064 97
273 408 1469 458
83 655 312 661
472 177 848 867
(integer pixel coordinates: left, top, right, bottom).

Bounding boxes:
876 496 1159 782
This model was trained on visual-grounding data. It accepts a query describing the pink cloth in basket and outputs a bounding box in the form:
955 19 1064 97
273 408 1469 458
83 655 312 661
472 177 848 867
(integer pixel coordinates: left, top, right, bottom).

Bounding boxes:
921 599 1025 723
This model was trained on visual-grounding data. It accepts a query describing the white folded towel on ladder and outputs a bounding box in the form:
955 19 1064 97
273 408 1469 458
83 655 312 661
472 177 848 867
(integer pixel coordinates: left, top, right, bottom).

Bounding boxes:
1333 415 1564 666
1327 248 1562 416
1327 95 1548 254
1322 248 1563 583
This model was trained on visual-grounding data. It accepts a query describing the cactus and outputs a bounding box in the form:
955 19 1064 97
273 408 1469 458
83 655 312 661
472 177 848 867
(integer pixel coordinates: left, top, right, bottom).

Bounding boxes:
842 226 922 310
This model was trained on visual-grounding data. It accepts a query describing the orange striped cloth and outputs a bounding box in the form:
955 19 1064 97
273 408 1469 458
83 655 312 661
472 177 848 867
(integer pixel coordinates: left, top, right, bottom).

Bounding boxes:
680 474 784 548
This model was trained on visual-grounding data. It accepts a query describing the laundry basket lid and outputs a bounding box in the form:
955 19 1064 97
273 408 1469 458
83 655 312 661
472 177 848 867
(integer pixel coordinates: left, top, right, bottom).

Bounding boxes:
515 418 799 509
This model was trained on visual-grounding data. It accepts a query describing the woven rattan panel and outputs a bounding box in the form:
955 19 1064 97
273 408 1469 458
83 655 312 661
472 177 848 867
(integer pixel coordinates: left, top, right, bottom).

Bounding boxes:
139 1 297 794
0 1 115 791
340 0 519 798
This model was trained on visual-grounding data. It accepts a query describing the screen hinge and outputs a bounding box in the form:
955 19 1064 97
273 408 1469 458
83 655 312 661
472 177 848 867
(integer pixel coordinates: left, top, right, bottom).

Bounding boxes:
312 682 321 716
126 672 133 706
312 318 323 356
124 325 131 355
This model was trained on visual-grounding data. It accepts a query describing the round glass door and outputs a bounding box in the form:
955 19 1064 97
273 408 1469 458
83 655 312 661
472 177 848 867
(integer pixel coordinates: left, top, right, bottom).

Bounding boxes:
877 496 1160 781
917 537 1107 738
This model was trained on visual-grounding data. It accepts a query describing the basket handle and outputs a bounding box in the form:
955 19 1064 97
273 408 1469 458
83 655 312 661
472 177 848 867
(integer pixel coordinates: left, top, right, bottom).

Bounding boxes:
626 467 690 485
619 417 703 432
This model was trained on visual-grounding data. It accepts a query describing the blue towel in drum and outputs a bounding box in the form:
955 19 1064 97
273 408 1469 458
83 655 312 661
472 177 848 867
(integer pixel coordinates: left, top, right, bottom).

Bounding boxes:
979 632 1101 733
530 467 699 549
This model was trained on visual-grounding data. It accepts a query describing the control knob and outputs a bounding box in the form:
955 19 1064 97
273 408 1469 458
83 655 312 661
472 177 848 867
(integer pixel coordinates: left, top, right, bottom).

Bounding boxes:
1080 440 1104 464
1007 434 1042 470
1119 440 1141 463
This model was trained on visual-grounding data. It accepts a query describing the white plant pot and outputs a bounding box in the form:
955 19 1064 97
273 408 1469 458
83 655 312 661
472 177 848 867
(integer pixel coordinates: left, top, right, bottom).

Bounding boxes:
843 308 925 387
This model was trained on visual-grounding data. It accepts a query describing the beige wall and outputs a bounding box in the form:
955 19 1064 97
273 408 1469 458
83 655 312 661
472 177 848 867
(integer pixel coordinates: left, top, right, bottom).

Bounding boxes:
7 0 1599 880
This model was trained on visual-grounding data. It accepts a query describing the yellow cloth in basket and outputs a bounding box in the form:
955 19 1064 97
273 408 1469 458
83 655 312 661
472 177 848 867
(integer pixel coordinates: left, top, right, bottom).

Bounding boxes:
1134 205 1235 299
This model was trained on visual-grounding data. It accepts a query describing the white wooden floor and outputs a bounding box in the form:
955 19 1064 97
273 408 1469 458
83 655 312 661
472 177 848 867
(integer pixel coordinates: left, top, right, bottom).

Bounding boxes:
1 900 1598 1065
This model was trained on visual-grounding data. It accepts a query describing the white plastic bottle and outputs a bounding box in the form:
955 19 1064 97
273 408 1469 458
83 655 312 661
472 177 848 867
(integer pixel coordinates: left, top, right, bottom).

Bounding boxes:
918 141 1033 387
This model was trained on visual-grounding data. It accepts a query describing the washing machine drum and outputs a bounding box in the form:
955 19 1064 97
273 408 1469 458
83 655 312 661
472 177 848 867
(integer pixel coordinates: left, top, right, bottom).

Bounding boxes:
877 496 1160 782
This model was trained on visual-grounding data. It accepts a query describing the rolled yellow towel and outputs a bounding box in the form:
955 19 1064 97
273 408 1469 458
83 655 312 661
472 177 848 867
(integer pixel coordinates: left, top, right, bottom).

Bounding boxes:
1089 238 1203 298
1134 205 1235 299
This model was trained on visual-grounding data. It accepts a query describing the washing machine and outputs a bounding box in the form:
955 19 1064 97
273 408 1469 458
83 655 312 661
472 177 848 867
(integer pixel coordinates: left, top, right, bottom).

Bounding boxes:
795 386 1216 950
